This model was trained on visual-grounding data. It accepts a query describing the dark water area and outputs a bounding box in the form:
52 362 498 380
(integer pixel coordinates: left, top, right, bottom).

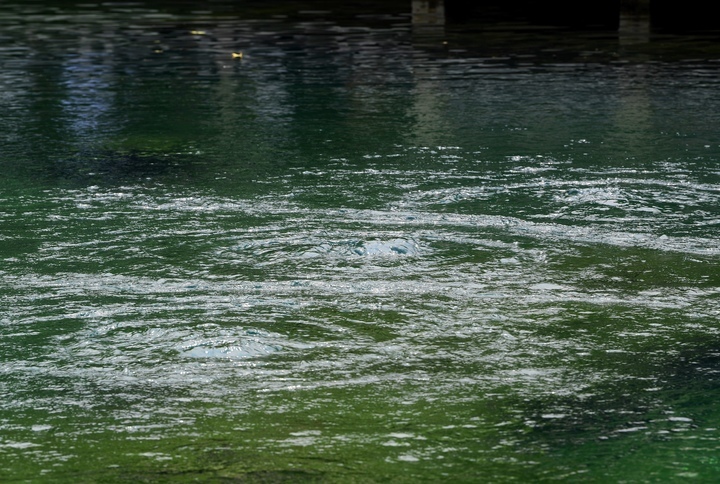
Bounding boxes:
1 1 720 482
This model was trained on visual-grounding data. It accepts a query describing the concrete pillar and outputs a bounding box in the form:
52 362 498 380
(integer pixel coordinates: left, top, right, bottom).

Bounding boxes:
619 0 651 44
412 0 445 26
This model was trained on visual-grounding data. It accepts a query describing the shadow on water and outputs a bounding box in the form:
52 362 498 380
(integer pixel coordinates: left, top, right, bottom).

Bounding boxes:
512 332 720 480
46 149 201 186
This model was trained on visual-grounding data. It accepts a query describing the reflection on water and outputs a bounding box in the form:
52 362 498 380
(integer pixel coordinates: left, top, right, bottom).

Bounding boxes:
1 1 720 481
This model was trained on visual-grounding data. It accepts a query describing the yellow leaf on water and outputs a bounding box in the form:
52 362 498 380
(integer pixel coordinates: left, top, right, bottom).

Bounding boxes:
190 30 206 35
232 52 243 59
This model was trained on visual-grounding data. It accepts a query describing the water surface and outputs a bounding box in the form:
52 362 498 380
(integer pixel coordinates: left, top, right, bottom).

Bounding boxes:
1 1 720 481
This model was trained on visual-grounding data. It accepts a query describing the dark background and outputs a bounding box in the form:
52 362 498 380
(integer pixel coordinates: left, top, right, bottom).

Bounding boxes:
27 0 720 32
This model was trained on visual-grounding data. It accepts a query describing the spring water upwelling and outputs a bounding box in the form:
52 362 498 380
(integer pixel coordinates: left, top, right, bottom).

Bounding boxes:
1 1 720 481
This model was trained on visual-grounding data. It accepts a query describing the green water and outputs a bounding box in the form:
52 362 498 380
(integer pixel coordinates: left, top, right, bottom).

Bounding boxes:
1 1 720 482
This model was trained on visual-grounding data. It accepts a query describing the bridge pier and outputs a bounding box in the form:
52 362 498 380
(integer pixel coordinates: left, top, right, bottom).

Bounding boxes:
619 0 651 43
412 0 445 26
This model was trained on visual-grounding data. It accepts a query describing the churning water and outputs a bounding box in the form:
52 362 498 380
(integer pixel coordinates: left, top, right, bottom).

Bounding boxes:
1 1 719 481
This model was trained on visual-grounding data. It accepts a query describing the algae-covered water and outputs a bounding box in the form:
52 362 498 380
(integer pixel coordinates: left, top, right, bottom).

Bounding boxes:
1 1 720 482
